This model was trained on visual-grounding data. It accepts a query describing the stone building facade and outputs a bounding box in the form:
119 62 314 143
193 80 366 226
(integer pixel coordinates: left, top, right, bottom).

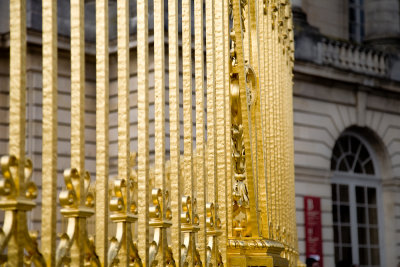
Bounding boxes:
292 0 400 266
0 0 399 267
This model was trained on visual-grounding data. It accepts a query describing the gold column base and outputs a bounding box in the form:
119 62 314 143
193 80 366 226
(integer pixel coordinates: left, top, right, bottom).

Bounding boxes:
227 238 289 267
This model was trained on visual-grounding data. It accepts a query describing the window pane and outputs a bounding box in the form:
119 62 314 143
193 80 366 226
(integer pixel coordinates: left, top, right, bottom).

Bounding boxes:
357 206 366 224
342 246 353 264
341 226 351 244
346 155 355 170
339 160 348 171
342 137 350 152
340 185 349 202
358 227 367 244
359 145 369 162
354 161 363 173
334 246 340 263
333 225 339 243
332 184 337 201
356 186 365 204
370 248 380 265
333 205 338 222
369 227 379 245
333 204 338 222
368 207 378 225
350 8 356 21
350 137 360 154
364 160 375 174
340 205 350 222
359 247 369 265
367 187 376 205
331 157 337 171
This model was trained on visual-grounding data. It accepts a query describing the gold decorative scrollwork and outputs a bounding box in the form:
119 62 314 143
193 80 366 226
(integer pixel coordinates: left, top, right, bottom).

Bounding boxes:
149 187 175 266
56 168 100 266
229 0 248 32
108 152 142 266
181 195 202 266
230 30 253 237
0 155 46 266
205 203 223 267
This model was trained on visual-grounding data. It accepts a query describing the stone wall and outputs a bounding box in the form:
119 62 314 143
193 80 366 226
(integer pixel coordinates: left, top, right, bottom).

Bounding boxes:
293 60 400 266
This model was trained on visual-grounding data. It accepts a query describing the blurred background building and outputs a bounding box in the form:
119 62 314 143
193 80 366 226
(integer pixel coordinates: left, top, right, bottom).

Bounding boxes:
0 0 399 266
292 0 400 266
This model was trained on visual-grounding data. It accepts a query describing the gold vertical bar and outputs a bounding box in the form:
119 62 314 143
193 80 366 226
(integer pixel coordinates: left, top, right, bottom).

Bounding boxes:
137 0 150 263
70 0 85 264
153 0 167 263
224 0 232 240
267 1 275 240
206 0 216 220
154 0 165 192
117 0 129 193
70 0 85 175
8 0 26 264
41 0 57 265
182 0 193 200
232 0 259 237
277 8 284 241
169 0 181 263
117 0 130 265
182 0 197 263
95 0 109 264
254 0 270 239
273 3 280 239
265 2 273 240
195 0 206 261
206 0 218 262
9 0 26 196
247 2 260 232
215 0 227 261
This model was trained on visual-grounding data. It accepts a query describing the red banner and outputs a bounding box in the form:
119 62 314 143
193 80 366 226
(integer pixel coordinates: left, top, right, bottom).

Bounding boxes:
304 196 323 267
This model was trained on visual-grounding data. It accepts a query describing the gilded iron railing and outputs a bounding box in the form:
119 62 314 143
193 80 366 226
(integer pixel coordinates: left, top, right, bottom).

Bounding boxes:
0 0 300 266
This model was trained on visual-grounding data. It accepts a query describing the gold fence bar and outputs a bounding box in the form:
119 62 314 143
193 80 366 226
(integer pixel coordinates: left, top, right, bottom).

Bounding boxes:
224 0 232 241
9 0 26 198
247 3 261 235
250 0 268 238
265 0 274 240
137 0 150 263
169 0 181 263
70 0 86 264
70 0 85 174
215 0 227 261
272 1 280 239
151 0 171 264
41 0 58 264
56 0 98 264
256 0 270 239
116 0 131 264
182 0 193 199
277 3 284 242
95 0 109 264
195 0 207 261
154 0 165 193
8 0 26 264
117 0 129 192
182 0 200 264
206 0 218 263
232 0 258 237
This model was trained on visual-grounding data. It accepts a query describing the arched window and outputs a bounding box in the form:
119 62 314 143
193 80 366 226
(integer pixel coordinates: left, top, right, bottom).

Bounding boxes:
349 0 365 43
331 133 382 267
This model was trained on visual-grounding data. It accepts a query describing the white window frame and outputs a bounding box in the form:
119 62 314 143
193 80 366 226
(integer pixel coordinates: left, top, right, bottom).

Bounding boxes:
331 133 386 267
